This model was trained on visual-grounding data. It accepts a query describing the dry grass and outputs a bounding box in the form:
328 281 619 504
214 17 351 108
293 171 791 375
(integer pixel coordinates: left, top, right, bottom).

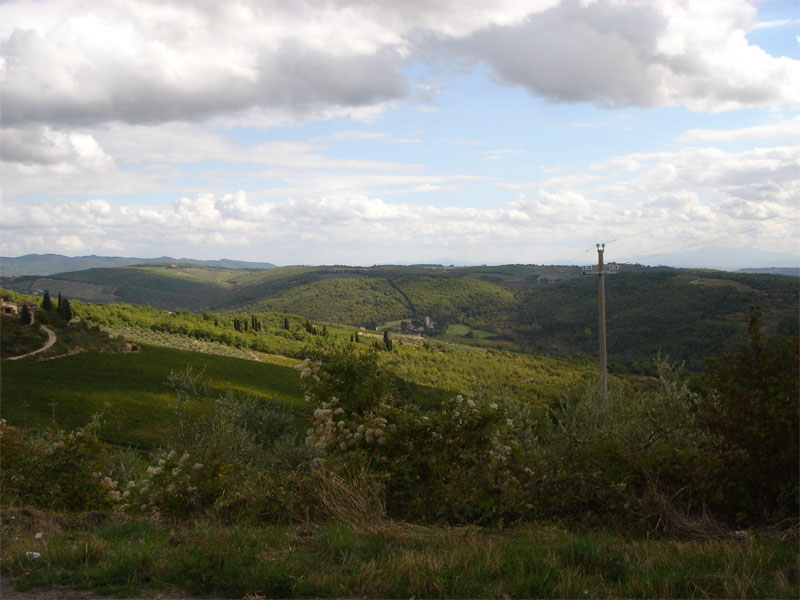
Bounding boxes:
309 466 386 529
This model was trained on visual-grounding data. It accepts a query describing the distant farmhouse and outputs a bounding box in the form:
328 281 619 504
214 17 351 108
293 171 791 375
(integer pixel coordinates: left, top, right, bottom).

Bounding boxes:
1 300 40 322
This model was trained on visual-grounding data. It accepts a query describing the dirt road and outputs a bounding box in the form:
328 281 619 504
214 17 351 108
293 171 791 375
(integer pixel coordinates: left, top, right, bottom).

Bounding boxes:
7 326 56 360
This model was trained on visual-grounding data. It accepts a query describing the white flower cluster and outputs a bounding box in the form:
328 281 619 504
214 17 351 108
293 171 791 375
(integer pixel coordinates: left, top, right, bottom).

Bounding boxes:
99 474 122 503
112 449 204 514
295 358 328 382
440 394 516 462
305 396 392 453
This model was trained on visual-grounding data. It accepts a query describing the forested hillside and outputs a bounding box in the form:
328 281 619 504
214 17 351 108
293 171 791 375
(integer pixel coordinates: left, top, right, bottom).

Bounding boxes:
2 262 796 372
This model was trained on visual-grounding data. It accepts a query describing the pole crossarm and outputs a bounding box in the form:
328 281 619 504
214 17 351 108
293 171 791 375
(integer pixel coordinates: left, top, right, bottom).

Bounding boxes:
582 263 619 275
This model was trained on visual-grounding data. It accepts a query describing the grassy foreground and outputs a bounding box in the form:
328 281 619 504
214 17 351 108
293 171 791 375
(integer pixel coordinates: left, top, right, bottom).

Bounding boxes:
2 508 797 599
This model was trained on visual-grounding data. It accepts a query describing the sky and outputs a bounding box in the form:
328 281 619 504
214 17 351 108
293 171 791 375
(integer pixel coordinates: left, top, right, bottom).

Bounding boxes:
1 0 798 268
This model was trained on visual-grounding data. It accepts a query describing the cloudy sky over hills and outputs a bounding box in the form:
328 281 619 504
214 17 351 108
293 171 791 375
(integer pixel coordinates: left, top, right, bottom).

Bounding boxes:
1 0 798 267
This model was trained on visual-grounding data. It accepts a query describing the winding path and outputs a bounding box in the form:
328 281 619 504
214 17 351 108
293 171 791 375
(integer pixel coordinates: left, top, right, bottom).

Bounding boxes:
7 326 56 360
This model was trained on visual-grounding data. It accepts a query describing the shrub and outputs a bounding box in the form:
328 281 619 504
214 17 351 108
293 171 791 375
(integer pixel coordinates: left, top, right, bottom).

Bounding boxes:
0 417 111 511
113 448 229 518
298 348 532 525
694 307 799 522
167 365 305 470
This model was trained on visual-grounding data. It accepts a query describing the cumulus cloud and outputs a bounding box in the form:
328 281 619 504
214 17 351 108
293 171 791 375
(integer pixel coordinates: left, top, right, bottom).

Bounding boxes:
591 146 800 207
4 138 797 263
0 1 409 127
1 0 797 132
451 0 800 111
1 126 114 172
56 234 85 252
0 189 607 262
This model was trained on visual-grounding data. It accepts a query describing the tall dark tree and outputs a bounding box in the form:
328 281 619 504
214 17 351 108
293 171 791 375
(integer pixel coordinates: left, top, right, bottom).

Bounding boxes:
383 330 393 351
59 298 72 322
283 317 290 330
42 291 52 312
696 307 799 520
20 305 32 325
57 292 62 313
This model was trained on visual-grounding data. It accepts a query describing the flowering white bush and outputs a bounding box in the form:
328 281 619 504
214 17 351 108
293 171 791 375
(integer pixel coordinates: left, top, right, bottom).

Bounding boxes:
0 416 111 511
304 396 394 453
111 449 218 517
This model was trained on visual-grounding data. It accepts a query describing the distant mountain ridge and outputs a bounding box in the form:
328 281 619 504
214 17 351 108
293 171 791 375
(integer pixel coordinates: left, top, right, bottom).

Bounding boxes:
0 254 277 276
737 267 800 277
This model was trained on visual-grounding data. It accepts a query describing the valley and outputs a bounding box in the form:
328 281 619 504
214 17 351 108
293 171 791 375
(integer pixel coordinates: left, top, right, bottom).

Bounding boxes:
3 261 797 372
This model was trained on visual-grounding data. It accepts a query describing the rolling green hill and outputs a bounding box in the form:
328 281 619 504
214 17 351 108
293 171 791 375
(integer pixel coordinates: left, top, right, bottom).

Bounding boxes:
2 262 797 372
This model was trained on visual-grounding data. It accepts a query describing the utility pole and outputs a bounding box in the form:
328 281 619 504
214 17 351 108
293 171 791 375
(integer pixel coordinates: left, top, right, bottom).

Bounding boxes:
583 243 618 397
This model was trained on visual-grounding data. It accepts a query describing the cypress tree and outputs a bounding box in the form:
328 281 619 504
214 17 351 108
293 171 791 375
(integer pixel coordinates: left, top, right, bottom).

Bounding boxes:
57 292 62 312
283 318 289 330
59 299 72 322
42 291 52 312
20 305 32 325
383 330 393 351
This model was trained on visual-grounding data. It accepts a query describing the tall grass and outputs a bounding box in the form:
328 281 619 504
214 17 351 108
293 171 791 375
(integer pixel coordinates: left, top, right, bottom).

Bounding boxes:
2 508 796 598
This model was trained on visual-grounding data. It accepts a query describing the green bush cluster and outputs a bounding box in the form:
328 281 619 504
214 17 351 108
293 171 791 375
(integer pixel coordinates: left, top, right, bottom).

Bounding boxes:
2 311 795 531
0 416 111 511
297 319 797 528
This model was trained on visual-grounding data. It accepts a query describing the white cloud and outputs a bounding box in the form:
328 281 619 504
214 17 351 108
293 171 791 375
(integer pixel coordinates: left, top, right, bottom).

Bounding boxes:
56 234 85 252
1 0 797 134
751 18 800 30
451 0 800 112
679 116 800 143
4 146 794 264
1 126 114 172
0 1 409 127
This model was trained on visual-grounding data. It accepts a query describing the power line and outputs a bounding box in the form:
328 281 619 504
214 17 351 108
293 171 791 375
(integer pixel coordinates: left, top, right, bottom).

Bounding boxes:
615 216 799 264
560 209 797 266
562 245 597 265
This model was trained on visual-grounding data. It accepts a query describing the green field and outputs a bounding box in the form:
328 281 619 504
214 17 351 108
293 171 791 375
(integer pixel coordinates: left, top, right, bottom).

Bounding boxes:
0 344 304 448
446 323 495 338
